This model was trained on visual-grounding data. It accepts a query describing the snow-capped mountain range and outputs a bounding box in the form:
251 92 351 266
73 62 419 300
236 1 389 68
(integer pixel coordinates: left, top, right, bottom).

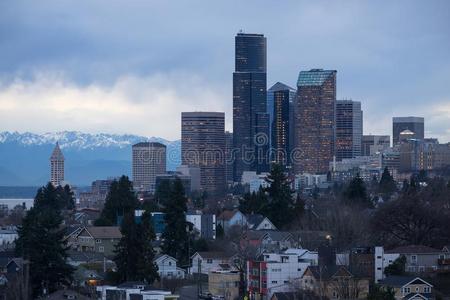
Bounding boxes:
0 131 181 186
0 131 179 149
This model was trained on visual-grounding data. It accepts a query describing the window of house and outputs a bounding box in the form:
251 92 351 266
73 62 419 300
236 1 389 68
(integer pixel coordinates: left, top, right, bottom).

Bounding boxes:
332 291 338 298
271 280 277 284
411 255 417 262
206 259 213 264
98 246 104 253
419 266 425 272
424 287 431 293
96 239 101 243
416 287 420 292
403 287 411 294
168 261 172 266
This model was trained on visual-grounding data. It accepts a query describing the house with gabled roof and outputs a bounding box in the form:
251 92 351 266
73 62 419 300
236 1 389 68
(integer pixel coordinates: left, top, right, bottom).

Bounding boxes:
153 254 186 279
246 214 277 231
66 226 122 258
300 265 369 299
386 245 444 273
379 276 433 300
217 209 247 232
190 251 239 275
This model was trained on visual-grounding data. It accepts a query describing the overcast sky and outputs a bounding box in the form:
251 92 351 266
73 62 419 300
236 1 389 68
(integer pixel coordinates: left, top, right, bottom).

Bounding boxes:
1 0 449 141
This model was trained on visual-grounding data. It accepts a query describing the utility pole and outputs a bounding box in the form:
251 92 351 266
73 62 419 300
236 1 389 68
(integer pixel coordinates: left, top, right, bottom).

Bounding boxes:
196 259 202 299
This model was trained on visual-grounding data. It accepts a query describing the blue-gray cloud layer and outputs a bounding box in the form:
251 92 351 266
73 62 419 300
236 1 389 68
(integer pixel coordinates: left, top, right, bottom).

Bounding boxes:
1 0 449 141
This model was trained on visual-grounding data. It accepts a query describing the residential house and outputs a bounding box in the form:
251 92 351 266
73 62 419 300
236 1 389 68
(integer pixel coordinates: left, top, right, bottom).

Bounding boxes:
186 212 216 240
190 252 238 275
386 245 444 274
217 210 247 232
208 270 240 300
247 248 318 299
153 254 186 279
66 226 122 258
247 214 277 231
379 276 433 300
300 265 369 300
45 289 92 300
439 245 450 271
244 230 296 254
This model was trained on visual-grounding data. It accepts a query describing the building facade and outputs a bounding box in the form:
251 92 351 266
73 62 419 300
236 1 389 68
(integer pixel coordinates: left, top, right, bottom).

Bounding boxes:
225 131 234 184
233 32 270 181
362 135 390 156
50 142 65 186
392 117 424 145
294 69 337 174
181 112 226 196
132 142 166 192
335 100 362 160
268 82 296 168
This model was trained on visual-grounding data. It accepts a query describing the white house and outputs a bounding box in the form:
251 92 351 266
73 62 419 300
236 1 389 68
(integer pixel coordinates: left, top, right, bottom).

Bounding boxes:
217 210 247 232
375 246 400 283
246 214 277 231
153 254 186 279
190 252 237 275
248 248 318 298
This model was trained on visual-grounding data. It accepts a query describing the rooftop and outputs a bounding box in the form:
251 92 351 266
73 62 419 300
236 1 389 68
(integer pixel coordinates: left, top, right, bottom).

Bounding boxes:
297 69 336 87
50 142 64 160
386 245 442 254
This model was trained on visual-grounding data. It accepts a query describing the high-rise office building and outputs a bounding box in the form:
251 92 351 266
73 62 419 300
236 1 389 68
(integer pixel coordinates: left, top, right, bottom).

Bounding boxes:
132 142 166 192
362 135 390 156
50 142 65 186
233 32 269 181
225 131 234 184
181 112 226 196
293 69 337 174
392 116 424 145
335 100 363 160
268 82 296 167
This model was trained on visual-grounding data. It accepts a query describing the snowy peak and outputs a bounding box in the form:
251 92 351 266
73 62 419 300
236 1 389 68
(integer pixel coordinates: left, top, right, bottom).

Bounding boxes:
0 131 179 149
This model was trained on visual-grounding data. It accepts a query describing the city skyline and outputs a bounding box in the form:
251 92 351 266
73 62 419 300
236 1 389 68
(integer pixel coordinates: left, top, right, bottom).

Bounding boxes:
1 1 449 142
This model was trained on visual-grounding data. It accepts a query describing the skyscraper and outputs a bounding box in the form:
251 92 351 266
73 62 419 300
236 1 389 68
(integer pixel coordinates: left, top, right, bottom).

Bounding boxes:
268 82 296 167
132 142 166 192
181 112 226 196
294 69 337 174
335 100 363 160
225 131 233 184
50 142 64 186
392 116 424 145
362 135 390 156
233 32 269 181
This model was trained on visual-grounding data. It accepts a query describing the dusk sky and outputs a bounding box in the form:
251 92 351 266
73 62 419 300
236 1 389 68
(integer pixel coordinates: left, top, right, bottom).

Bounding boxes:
1 0 449 142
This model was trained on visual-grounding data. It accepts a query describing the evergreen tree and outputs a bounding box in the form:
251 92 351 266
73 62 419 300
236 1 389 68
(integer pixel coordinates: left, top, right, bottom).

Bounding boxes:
239 188 269 215
264 164 295 229
137 211 159 284
95 176 139 225
113 212 141 283
367 285 395 300
15 183 74 298
155 179 172 206
342 174 373 208
113 211 159 284
384 255 406 276
379 167 397 199
161 178 189 266
216 223 224 239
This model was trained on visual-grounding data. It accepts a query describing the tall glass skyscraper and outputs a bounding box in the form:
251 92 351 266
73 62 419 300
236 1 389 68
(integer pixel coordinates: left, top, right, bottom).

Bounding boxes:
294 69 337 174
233 33 269 181
267 82 296 168
335 100 363 160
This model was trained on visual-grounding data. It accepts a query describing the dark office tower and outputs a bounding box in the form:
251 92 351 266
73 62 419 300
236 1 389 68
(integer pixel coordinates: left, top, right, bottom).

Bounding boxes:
362 135 390 156
268 82 296 168
294 69 337 174
233 32 269 182
181 112 226 196
335 100 363 160
225 131 233 184
392 117 424 145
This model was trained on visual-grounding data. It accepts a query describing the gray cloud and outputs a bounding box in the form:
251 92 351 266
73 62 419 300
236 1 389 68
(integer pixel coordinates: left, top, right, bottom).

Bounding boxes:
0 0 449 141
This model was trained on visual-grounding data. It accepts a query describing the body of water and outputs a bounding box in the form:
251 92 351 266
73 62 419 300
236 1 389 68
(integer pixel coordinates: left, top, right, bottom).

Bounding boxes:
0 198 34 209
